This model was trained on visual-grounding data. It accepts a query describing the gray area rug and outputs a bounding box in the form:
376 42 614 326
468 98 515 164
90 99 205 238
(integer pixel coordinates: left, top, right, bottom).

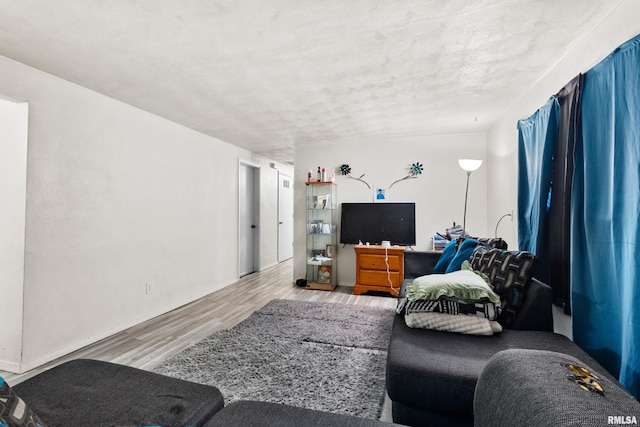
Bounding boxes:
233 299 395 350
153 299 395 419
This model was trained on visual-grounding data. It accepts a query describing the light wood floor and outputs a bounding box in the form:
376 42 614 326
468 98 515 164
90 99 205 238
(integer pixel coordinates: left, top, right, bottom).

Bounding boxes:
5 259 397 385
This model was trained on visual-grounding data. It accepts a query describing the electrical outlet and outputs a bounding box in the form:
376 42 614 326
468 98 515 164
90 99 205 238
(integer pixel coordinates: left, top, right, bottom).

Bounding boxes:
145 282 152 295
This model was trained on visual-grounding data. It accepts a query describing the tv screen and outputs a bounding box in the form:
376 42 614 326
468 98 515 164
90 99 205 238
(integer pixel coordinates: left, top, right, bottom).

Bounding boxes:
340 202 416 246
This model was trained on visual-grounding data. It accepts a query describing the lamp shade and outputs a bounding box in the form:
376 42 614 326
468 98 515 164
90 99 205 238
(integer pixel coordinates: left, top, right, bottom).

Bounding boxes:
458 159 483 172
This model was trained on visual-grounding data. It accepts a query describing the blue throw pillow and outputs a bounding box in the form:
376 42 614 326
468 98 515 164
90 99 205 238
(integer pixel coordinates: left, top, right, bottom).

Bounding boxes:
433 239 457 273
446 238 479 273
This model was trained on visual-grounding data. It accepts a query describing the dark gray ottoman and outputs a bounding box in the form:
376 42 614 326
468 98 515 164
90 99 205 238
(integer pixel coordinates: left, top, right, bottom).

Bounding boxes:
474 349 640 426
204 400 406 426
13 359 224 427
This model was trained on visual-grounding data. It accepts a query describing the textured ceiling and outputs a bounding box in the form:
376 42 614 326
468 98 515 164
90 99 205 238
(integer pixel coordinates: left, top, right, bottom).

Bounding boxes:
0 0 619 164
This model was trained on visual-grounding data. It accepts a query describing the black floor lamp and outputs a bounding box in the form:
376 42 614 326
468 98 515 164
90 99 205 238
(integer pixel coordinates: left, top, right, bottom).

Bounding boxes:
458 159 483 231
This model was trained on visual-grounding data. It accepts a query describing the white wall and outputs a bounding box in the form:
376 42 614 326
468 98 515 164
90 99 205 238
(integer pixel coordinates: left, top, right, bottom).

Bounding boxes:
294 133 487 286
0 54 289 372
486 0 640 337
0 98 28 372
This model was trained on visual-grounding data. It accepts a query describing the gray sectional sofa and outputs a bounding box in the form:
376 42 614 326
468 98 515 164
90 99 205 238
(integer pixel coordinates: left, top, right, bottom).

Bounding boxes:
386 249 640 426
5 248 640 426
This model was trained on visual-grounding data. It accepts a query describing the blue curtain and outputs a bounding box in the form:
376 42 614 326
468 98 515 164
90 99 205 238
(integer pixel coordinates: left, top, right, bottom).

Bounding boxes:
517 97 559 285
548 75 583 314
572 34 640 398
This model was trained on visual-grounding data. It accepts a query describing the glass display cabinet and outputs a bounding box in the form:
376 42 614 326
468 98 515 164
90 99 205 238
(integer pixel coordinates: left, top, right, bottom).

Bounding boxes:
305 182 337 290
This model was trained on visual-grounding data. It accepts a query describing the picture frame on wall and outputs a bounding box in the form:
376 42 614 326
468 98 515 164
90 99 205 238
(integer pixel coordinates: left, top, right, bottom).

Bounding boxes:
325 244 336 258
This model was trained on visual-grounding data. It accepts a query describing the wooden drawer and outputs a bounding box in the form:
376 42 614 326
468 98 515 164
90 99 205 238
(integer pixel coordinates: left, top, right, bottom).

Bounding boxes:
353 245 405 297
359 254 401 271
360 270 402 286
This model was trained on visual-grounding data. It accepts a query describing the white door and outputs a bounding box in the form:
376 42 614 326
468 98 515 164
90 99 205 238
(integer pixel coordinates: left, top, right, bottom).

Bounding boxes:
278 172 294 262
239 162 259 277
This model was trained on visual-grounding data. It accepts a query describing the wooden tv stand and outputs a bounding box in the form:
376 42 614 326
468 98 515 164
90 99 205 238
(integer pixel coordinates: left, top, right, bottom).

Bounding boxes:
353 245 405 297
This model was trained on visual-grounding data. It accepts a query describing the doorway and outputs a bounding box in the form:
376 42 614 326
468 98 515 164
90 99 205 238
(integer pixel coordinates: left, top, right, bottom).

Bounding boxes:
277 172 294 262
238 161 259 277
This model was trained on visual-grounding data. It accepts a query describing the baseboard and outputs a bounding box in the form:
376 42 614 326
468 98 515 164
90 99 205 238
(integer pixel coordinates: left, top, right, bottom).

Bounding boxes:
18 278 238 374
259 261 278 271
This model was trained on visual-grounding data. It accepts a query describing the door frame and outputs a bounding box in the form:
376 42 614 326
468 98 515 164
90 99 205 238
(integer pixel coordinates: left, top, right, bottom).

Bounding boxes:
277 171 294 262
238 159 260 277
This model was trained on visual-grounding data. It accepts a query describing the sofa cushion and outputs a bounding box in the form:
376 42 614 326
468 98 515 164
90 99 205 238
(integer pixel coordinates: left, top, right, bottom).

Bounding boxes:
13 359 224 427
385 314 618 420
433 239 457 273
407 270 501 305
203 400 405 427
405 312 502 336
474 349 640 426
445 238 479 273
391 399 472 427
476 237 508 250
403 251 442 280
0 377 47 427
404 298 500 321
469 248 536 327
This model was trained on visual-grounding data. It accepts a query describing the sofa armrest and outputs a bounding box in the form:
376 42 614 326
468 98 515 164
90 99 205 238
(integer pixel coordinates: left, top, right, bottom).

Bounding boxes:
509 278 553 332
474 349 640 426
403 251 441 279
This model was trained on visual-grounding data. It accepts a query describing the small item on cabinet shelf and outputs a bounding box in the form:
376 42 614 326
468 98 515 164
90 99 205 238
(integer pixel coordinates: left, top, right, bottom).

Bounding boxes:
321 168 327 182
307 258 320 265
317 166 321 181
308 256 331 265
317 266 331 284
307 169 313 182
308 220 323 234
315 196 327 209
326 244 336 258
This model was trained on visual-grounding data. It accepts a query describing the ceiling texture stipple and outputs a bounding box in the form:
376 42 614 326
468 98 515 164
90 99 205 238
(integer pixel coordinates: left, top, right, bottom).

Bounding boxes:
0 0 620 164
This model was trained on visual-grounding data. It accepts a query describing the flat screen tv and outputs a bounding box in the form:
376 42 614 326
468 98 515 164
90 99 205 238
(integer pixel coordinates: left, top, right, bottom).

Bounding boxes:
340 202 416 246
